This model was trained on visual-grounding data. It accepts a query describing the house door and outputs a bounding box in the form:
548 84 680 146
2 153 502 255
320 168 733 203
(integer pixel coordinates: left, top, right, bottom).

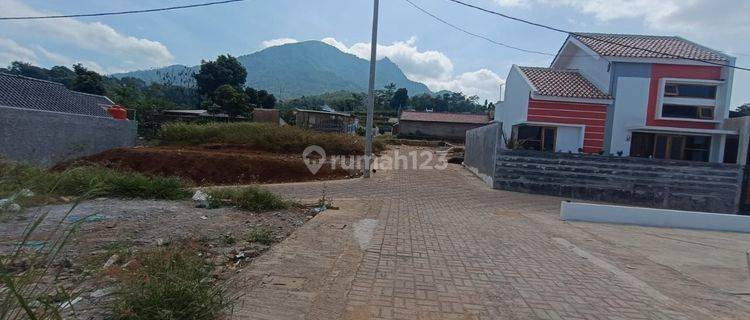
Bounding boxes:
653 135 685 160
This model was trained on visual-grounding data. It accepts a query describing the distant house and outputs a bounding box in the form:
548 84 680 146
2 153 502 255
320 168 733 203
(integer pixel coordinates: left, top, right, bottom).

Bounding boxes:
0 72 136 167
294 108 358 134
252 108 283 125
397 111 490 142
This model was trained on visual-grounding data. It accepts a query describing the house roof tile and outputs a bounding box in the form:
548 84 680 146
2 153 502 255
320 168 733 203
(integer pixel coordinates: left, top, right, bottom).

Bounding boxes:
0 72 113 117
399 111 489 124
572 33 728 61
518 66 612 100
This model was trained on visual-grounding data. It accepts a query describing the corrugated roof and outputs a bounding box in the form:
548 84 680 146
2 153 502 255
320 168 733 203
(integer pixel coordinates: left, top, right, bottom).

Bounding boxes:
399 111 489 124
518 66 612 100
572 33 728 61
0 72 113 117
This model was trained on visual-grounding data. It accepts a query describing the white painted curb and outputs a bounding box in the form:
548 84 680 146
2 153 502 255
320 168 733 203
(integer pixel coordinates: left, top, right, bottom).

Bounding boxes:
560 201 750 233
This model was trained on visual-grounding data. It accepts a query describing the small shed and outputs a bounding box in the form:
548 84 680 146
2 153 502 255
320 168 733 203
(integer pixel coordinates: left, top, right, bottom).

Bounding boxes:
294 108 358 134
398 111 490 142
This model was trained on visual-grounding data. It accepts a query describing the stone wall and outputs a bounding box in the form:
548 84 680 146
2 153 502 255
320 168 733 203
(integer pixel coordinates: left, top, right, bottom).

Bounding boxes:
0 106 137 167
494 149 744 213
463 123 501 186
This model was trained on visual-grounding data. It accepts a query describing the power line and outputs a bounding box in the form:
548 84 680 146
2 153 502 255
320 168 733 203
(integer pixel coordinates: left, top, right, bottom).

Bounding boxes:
0 0 247 20
444 0 750 72
403 0 555 56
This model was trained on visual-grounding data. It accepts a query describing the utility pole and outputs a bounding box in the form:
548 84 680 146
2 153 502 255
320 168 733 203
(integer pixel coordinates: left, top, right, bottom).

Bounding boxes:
364 0 379 178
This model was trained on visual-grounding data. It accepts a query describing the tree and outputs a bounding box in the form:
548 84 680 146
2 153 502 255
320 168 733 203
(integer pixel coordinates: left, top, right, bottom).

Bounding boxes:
48 66 76 87
193 54 247 97
736 103 750 116
8 61 50 80
71 64 106 95
390 88 408 110
257 89 276 109
212 84 250 117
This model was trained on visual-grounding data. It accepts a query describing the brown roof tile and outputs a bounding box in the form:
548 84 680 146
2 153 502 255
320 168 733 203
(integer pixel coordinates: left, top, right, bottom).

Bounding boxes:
572 33 728 61
518 66 611 100
399 111 489 124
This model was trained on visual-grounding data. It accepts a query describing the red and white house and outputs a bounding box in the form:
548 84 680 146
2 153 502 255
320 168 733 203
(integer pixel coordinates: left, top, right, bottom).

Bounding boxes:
495 33 742 163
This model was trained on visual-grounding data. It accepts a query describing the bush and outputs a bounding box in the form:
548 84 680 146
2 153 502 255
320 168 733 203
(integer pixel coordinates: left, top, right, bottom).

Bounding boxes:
111 242 231 320
159 122 384 155
247 226 274 245
0 160 190 206
207 187 288 212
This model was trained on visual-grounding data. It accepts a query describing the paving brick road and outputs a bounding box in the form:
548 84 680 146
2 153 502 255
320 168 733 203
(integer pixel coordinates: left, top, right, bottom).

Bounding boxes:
235 148 749 320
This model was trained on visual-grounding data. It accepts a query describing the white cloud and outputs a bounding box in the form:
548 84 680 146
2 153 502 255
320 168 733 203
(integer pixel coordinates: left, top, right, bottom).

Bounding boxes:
494 0 750 41
0 38 37 66
1 0 173 73
261 38 299 48
36 46 72 66
321 37 504 101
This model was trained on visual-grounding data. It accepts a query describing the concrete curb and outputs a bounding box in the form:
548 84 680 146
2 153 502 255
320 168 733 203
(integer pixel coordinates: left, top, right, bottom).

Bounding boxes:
560 201 750 233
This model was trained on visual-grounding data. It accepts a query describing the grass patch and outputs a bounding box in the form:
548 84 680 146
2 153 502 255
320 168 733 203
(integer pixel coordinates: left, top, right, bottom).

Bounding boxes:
0 160 190 207
159 122 385 155
111 241 231 320
206 187 288 212
247 226 274 245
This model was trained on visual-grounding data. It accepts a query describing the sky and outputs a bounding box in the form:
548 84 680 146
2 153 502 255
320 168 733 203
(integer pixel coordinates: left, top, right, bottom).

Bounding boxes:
0 0 748 106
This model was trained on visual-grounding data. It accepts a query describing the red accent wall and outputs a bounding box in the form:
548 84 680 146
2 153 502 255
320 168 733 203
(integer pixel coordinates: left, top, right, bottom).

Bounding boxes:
527 98 607 153
646 64 722 129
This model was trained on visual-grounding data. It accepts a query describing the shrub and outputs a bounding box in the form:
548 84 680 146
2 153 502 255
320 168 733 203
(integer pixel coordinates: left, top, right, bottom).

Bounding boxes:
159 122 384 155
111 242 231 320
247 226 274 245
207 187 288 212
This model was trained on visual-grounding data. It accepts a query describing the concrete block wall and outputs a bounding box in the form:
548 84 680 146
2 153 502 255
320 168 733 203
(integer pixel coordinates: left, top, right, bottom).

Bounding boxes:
0 106 137 168
494 150 744 213
463 122 501 186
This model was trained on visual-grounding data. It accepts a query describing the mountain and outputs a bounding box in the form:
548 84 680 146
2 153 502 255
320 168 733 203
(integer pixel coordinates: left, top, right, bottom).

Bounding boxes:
112 41 431 100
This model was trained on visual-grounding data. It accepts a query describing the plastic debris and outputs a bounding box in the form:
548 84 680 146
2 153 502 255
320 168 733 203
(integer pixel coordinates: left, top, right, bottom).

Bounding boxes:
192 190 211 208
102 254 119 269
66 213 108 223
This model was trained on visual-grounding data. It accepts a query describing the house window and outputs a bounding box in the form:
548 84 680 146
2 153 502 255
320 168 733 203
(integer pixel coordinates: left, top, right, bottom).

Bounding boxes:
629 132 711 162
662 104 715 120
515 125 556 152
663 83 717 99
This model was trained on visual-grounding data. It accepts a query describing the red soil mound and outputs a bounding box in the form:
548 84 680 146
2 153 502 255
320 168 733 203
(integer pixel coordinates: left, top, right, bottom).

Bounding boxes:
55 145 356 185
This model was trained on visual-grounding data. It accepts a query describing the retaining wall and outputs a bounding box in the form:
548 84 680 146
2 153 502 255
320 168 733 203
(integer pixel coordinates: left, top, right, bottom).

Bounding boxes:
0 106 137 167
494 149 744 213
463 122 501 186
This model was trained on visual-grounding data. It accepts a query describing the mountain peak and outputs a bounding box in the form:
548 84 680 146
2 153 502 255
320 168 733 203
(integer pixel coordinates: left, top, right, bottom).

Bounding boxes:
113 40 430 99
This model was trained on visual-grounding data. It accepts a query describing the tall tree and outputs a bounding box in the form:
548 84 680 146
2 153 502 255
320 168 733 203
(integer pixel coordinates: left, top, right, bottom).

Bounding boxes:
193 54 247 97
71 64 106 95
212 84 250 117
8 61 50 80
257 89 276 109
390 88 408 110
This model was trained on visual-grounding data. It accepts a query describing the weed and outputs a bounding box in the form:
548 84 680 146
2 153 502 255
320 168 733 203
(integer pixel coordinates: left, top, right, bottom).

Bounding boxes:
111 241 232 320
0 160 190 207
207 187 288 212
159 122 385 155
247 226 274 245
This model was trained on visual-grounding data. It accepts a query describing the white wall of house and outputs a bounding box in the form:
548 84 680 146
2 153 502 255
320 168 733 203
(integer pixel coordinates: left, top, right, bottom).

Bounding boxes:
609 76 651 155
555 125 584 153
551 41 611 94
495 66 532 142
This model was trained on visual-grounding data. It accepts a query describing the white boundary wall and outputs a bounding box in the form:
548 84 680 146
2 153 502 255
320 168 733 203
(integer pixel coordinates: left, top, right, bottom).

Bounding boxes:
560 201 750 233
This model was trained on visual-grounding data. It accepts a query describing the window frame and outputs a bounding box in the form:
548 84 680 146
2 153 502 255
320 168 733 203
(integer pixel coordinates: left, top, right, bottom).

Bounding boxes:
656 78 723 123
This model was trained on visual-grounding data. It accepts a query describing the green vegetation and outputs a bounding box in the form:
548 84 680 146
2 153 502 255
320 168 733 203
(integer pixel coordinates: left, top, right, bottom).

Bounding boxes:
247 226 275 245
111 242 231 320
160 122 381 154
0 202 86 320
0 160 190 207
206 186 288 212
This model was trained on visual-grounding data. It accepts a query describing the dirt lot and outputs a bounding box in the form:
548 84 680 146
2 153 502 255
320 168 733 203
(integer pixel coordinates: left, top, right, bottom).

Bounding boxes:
0 196 322 319
54 144 356 185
